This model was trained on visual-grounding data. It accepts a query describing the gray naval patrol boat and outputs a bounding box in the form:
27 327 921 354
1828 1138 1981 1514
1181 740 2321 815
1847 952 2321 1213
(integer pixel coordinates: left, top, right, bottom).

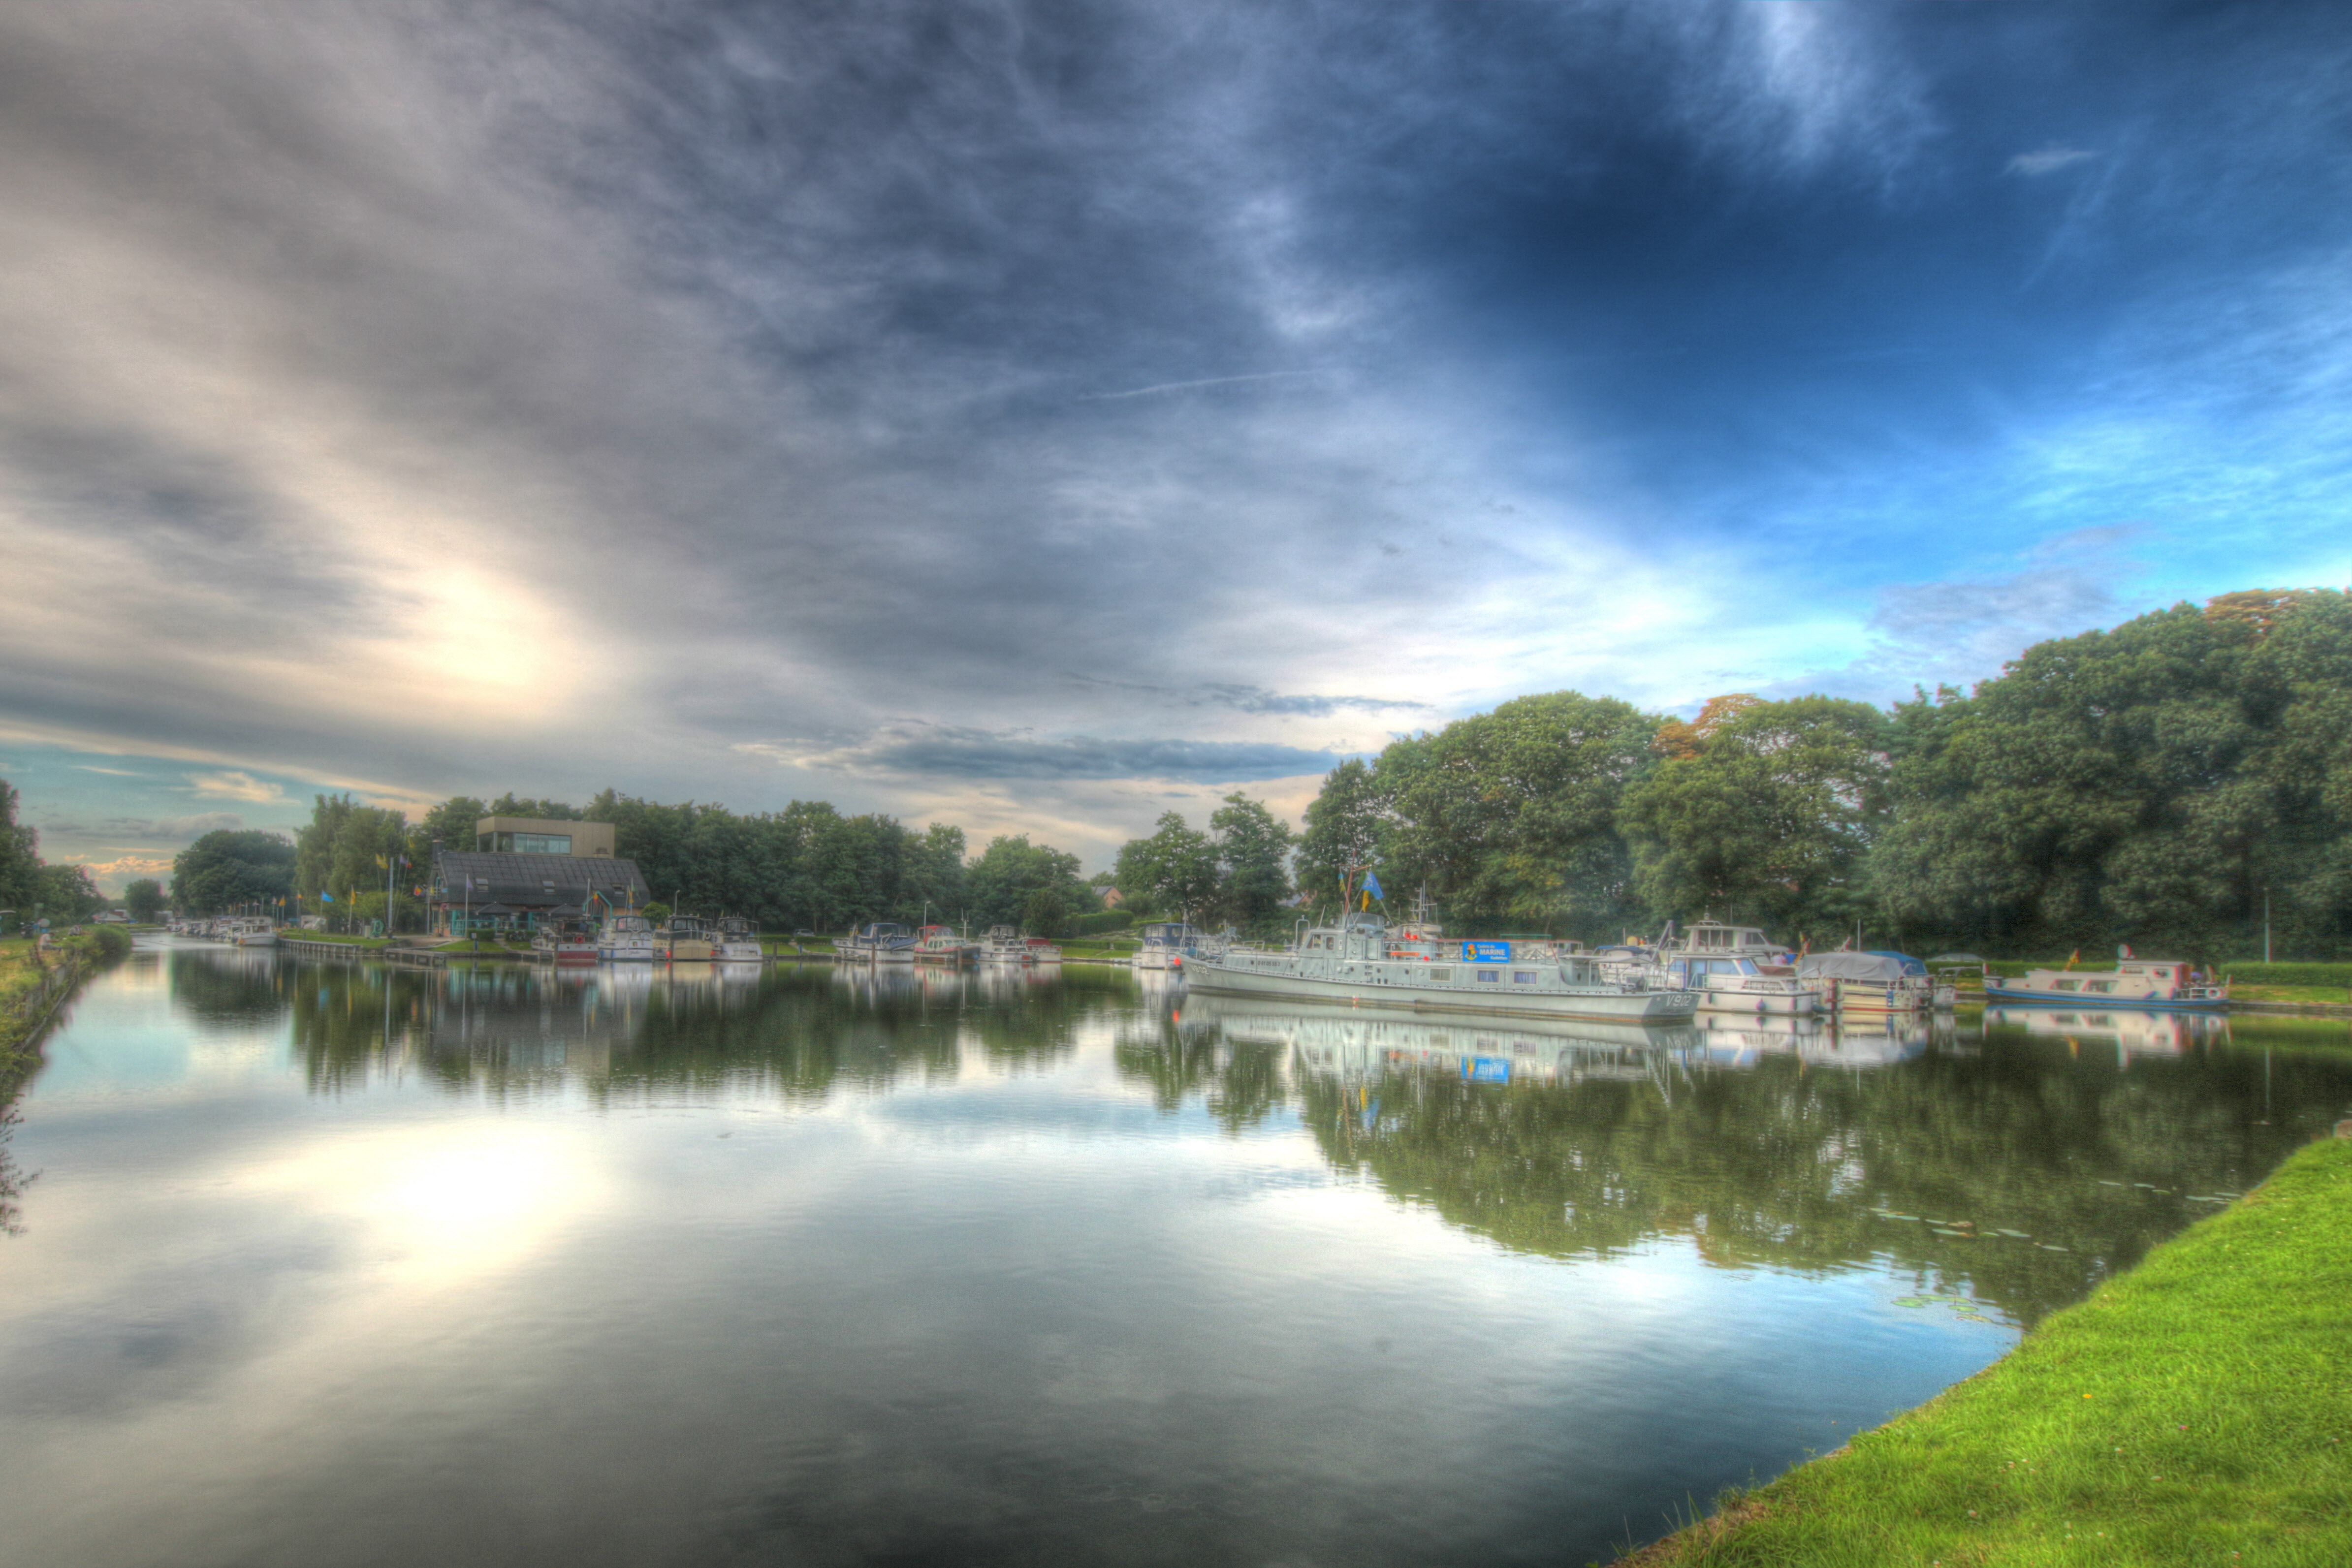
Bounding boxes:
1183 910 1698 1025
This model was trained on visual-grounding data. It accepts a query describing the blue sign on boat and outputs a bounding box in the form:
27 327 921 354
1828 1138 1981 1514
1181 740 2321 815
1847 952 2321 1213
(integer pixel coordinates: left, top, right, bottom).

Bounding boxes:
1464 1057 1512 1085
1462 941 1511 963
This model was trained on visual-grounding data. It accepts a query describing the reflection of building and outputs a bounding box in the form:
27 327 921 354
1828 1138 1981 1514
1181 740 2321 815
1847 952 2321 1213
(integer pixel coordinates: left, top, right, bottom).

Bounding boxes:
430 816 648 936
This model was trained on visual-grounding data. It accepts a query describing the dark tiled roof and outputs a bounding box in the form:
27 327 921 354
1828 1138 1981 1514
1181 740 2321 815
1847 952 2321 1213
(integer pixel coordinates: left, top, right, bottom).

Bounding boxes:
432 851 649 909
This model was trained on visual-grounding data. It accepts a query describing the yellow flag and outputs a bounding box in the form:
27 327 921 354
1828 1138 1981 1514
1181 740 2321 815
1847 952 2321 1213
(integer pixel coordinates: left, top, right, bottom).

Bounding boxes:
2065 949 2079 971
375 854 389 870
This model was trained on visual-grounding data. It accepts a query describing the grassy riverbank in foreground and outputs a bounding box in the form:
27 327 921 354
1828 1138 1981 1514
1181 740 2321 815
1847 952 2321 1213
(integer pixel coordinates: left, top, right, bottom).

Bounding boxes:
1620 1135 2352 1567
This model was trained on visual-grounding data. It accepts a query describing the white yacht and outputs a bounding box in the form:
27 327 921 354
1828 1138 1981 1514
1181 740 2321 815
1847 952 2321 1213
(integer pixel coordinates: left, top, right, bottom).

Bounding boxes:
713 915 763 963
915 925 979 965
598 911 659 962
1186 913 1697 1025
1133 922 1199 972
838 922 918 964
1660 920 1815 1016
1023 937 1064 964
229 917 277 947
978 926 1031 965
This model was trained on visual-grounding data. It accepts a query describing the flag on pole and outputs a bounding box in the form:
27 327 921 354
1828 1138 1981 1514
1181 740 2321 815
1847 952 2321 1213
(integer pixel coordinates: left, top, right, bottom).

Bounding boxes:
1363 871 1384 901
320 892 334 903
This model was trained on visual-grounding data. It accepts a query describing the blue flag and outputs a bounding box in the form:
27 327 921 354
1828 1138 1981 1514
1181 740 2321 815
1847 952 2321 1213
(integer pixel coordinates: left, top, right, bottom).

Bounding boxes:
1363 871 1384 900
320 891 334 903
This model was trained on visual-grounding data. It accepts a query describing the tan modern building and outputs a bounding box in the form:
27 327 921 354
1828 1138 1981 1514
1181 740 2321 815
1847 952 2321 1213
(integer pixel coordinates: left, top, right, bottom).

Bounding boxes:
472 816 616 857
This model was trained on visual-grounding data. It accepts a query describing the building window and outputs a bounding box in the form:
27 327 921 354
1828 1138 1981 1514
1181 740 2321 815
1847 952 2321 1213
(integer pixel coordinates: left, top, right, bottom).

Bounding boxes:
1428 968 1451 981
1476 970 1499 982
1512 971 1535 983
513 833 572 854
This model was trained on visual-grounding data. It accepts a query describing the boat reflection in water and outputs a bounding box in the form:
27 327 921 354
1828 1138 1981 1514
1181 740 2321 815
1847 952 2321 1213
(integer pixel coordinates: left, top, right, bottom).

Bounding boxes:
1180 992 1702 1088
1691 1009 1942 1068
1983 1004 2228 1062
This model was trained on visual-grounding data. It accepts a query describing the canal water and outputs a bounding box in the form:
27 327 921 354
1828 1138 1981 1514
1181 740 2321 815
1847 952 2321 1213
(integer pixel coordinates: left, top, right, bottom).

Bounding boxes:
3 940 2347 1568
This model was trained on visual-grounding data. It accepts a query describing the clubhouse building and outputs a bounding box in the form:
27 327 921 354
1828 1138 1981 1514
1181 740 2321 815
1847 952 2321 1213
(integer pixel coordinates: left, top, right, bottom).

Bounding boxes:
430 816 650 936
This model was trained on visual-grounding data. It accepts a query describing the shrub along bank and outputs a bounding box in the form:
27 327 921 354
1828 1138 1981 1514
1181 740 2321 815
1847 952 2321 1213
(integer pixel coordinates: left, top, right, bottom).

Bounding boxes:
1617 1135 2352 1567
2 925 131 1083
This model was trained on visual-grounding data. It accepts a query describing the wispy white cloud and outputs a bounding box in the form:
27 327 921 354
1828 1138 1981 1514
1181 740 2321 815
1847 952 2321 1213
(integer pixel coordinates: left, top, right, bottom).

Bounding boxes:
187 771 286 805
2006 145 2100 177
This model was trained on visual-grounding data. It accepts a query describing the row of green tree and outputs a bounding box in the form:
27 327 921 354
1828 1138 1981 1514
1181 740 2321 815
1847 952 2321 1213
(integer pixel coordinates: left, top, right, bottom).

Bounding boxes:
0 781 104 929
1296 589 2352 958
163 790 1110 936
158 588 2351 955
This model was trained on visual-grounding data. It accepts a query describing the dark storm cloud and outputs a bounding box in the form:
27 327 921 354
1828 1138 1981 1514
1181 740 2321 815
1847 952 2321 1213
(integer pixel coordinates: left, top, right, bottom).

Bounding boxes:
754 724 1338 783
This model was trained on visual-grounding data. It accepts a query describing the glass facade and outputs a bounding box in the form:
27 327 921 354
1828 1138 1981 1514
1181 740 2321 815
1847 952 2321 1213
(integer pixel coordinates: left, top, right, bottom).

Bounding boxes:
478 832 573 854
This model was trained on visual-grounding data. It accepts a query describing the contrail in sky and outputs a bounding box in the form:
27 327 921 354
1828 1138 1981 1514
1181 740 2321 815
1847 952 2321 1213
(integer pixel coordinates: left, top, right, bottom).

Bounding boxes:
1080 370 1335 401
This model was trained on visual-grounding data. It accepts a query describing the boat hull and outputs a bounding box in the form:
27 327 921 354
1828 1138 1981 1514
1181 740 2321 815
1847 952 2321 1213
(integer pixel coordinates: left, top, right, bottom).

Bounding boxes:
1689 982 1812 1016
1980 983 2228 1011
1186 958 1695 1024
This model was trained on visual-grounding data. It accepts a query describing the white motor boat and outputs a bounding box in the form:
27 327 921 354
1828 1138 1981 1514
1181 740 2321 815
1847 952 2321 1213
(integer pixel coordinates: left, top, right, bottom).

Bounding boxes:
713 915 764 963
978 926 1031 965
1133 922 1198 972
838 922 918 964
915 925 979 965
1023 937 1063 964
1660 920 1815 1016
598 912 659 962
228 917 277 947
1186 913 1697 1025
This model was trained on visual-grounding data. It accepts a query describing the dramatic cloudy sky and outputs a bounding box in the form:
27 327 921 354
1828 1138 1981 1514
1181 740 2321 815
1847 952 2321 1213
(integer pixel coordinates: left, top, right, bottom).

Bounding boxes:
4 0 2349 888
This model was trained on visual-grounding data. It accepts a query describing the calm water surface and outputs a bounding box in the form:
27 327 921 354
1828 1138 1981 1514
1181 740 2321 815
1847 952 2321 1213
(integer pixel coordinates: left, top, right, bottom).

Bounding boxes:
3 940 2348 1567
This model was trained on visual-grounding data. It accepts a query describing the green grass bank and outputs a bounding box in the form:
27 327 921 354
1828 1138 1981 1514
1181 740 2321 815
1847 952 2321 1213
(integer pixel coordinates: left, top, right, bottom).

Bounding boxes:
1618 1135 2352 1567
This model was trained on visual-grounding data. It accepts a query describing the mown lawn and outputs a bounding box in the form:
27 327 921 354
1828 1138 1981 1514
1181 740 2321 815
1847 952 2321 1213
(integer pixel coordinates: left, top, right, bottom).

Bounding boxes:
1620 1137 2352 1567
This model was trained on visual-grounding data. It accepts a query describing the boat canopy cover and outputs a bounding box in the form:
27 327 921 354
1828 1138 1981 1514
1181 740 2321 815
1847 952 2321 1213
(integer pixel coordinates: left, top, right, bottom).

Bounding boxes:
1799 951 1928 982
1927 952 1984 964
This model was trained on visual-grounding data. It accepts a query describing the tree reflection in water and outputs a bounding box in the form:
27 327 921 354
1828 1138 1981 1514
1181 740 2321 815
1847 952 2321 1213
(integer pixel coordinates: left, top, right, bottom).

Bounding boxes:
1162 997 2352 1326
232 951 2352 1329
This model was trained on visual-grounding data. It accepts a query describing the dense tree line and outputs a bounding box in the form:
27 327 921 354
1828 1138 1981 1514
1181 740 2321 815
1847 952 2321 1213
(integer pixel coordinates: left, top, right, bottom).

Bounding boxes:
1295 590 2352 959
0 779 103 926
279 786 1109 937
